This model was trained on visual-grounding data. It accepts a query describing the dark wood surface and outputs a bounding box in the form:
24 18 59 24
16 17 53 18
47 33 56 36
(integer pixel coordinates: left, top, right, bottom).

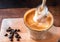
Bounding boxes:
0 6 60 28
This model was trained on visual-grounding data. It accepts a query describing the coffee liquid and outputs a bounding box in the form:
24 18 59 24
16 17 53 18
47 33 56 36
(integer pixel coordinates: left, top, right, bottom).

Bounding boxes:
24 9 53 31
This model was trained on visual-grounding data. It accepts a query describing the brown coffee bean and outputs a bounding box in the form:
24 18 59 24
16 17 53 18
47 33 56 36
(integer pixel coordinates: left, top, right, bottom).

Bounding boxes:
10 38 13 41
4 34 8 36
16 35 21 38
17 38 20 41
9 34 14 39
6 29 11 32
15 29 18 33
15 33 21 40
10 29 15 34
6 27 12 32
15 33 19 38
17 29 20 32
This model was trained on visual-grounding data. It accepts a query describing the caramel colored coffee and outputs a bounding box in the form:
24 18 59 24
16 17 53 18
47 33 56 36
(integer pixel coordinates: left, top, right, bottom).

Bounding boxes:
24 8 53 31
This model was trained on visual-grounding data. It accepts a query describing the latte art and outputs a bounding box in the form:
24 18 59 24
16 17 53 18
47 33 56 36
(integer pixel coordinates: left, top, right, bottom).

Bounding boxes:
24 8 53 31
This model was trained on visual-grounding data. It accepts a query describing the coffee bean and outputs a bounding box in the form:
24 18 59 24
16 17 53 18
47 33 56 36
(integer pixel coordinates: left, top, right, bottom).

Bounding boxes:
6 28 21 41
10 29 15 34
17 38 20 41
18 36 21 39
6 29 11 32
10 32 14 36
15 29 20 32
15 29 18 33
6 27 12 32
15 33 20 38
9 34 13 39
10 32 12 34
4 34 8 36
10 38 13 41
9 36 13 39
16 35 21 39
15 34 19 38
8 27 11 29
17 29 20 32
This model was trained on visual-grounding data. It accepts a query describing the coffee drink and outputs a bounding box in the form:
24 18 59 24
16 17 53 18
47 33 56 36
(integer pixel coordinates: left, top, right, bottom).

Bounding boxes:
24 8 53 40
24 8 53 31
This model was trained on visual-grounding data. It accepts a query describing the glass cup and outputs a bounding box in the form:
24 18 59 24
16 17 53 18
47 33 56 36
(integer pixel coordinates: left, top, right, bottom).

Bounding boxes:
24 8 54 40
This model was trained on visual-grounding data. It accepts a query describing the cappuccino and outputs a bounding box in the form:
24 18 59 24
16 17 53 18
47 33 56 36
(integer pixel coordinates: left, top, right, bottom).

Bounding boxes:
24 8 53 31
24 8 53 40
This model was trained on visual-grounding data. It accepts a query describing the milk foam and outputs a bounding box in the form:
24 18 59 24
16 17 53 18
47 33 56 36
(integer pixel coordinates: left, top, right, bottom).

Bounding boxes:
33 6 48 22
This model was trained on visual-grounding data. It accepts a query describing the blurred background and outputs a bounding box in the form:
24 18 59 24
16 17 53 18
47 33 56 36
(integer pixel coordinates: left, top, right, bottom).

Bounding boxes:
0 0 59 8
